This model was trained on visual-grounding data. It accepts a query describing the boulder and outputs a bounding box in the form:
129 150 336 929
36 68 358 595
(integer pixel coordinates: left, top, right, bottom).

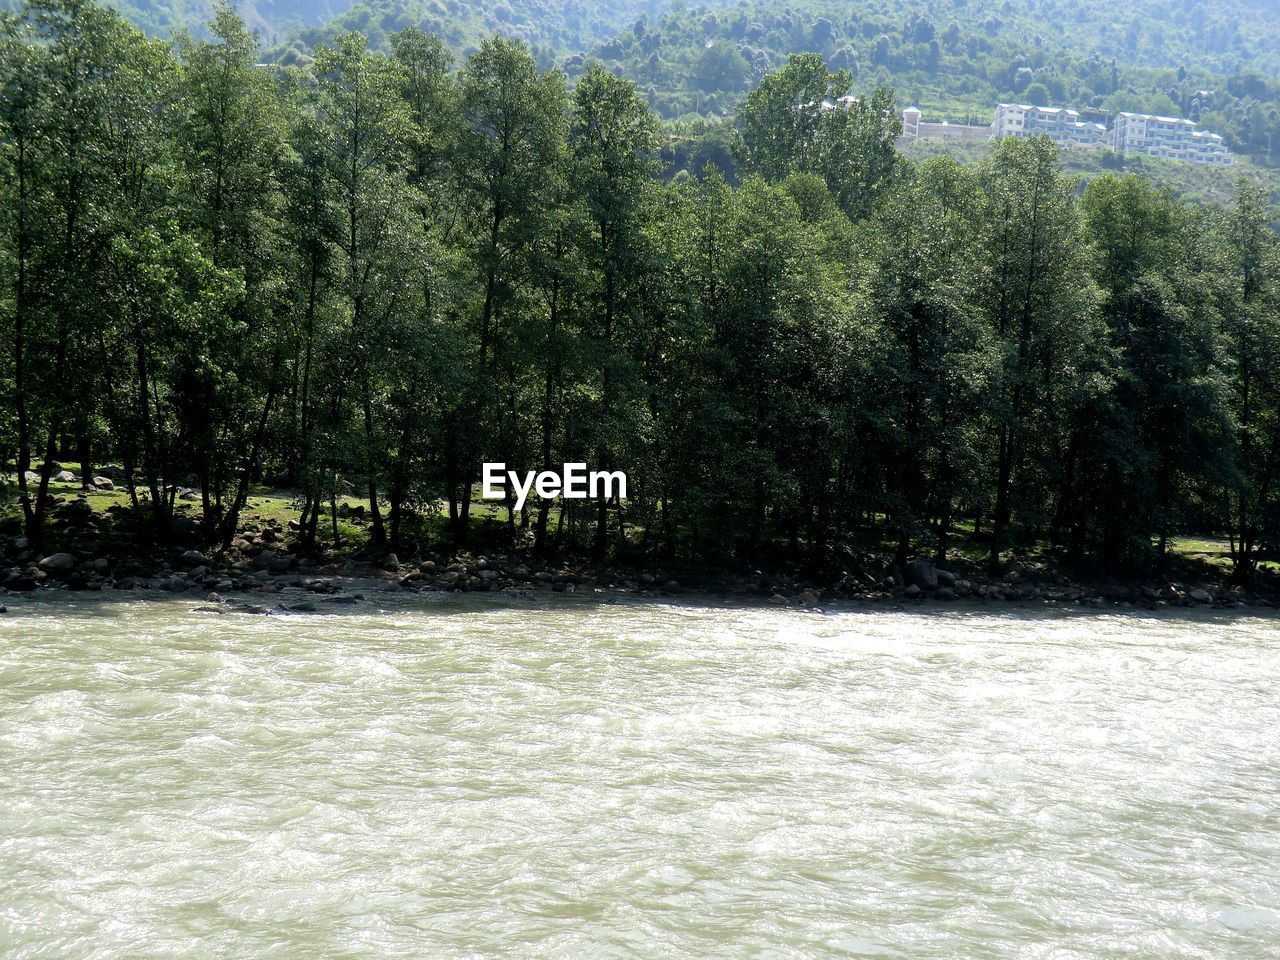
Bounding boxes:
904 583 923 598
61 498 93 520
181 549 208 566
1189 588 1212 604
37 552 77 576
269 554 296 573
92 476 115 491
252 549 275 570
907 559 938 590
935 568 957 587
54 470 77 483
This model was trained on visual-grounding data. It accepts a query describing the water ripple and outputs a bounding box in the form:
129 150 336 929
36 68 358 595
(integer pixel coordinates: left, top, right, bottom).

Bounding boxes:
0 596 1278 958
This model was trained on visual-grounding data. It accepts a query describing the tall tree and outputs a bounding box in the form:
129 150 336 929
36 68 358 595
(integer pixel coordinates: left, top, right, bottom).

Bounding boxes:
449 36 567 542
977 136 1096 572
174 0 289 545
309 32 424 549
570 65 658 557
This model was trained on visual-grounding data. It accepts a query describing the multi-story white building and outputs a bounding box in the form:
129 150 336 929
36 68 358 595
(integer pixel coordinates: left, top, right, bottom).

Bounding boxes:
993 103 1107 149
1108 112 1233 164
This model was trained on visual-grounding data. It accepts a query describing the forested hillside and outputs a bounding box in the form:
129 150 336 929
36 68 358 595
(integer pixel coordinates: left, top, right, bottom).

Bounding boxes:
37 0 1280 164
0 0 356 37
3 0 1280 587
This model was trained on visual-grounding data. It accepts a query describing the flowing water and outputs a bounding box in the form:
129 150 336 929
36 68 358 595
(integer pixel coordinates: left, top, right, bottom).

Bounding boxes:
1 594 1278 959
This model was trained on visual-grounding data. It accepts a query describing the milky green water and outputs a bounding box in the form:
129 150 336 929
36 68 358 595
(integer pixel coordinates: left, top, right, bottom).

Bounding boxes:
1 594 1278 959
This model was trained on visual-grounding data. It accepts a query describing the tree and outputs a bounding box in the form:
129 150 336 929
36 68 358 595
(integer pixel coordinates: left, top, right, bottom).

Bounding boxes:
977 136 1096 572
570 65 659 557
1221 179 1280 579
308 31 424 549
449 36 568 542
866 157 995 567
1074 175 1234 567
735 55 899 219
174 0 289 545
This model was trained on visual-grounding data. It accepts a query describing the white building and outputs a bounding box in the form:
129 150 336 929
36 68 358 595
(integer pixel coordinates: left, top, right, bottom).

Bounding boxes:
1108 112 1232 165
900 106 992 142
993 103 1107 149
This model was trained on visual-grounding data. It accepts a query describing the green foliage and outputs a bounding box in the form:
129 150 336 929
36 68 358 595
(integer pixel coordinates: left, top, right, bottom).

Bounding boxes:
3 0 1280 581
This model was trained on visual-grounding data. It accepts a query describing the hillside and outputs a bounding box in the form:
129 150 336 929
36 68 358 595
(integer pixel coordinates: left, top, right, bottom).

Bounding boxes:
8 0 1280 164
0 0 357 38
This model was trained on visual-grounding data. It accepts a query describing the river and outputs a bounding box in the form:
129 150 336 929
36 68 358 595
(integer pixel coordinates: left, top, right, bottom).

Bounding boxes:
1 594 1278 958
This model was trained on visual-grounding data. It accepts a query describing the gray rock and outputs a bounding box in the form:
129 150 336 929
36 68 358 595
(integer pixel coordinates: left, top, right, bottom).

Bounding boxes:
904 583 923 598
935 586 956 600
1189 588 1212 604
935 568 957 587
54 470 76 483
252 549 275 570
907 559 938 590
5 572 36 591
181 549 208 566
37 552 77 575
269 554 296 573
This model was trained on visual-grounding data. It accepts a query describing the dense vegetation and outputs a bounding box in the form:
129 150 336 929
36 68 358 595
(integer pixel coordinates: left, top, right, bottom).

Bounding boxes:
10 0 1279 166
3 0 1280 583
258 0 1280 165
0 0 358 39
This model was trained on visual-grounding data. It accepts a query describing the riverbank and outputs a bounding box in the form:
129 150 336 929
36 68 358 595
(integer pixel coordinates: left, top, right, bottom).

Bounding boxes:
4 480 1278 614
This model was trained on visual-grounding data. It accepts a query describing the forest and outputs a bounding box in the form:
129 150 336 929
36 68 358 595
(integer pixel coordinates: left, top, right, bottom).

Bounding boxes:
2 0 1279 584
265 0 1280 166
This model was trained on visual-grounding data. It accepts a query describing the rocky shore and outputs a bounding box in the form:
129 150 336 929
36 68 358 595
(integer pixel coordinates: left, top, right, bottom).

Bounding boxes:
3 488 1276 614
